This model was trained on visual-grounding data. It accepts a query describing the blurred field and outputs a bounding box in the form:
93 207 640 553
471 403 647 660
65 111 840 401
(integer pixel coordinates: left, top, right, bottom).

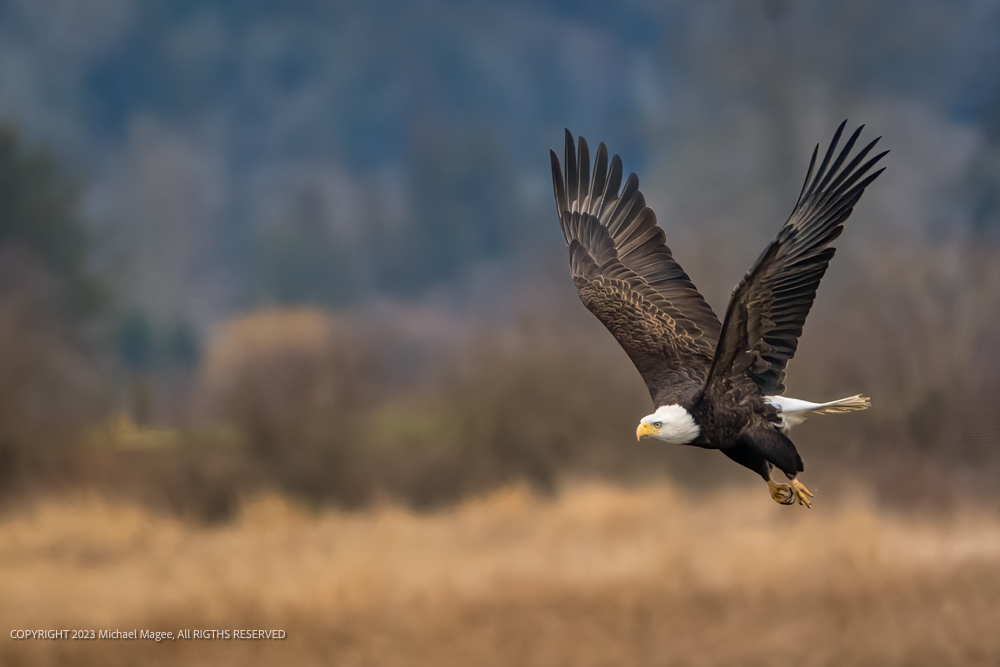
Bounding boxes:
3 482 999 667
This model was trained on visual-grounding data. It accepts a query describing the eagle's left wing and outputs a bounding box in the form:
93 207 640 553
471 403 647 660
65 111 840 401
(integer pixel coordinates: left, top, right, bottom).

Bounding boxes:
705 121 888 397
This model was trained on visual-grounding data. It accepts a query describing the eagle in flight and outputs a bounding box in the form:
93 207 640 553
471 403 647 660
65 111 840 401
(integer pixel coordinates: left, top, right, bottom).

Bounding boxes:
550 122 886 507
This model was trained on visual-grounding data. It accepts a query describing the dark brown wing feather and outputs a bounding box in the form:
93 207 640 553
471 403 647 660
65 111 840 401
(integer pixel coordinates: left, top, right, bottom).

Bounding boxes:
552 130 721 406
706 121 888 396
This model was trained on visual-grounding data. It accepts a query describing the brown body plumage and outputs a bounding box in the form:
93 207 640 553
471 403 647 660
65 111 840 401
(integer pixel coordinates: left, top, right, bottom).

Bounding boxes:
550 122 886 506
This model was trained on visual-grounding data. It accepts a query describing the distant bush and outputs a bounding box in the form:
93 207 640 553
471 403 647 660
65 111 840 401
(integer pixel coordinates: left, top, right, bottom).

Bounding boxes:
787 241 1000 508
199 308 376 507
375 334 654 507
184 241 1000 514
192 306 732 510
9 241 1000 517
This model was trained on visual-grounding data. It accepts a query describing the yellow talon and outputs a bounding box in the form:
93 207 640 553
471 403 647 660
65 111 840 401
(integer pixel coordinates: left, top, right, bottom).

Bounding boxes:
791 479 814 508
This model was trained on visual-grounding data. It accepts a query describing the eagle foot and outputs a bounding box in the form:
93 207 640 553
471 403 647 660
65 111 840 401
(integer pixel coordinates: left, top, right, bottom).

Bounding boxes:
767 479 795 505
768 478 813 507
791 479 814 508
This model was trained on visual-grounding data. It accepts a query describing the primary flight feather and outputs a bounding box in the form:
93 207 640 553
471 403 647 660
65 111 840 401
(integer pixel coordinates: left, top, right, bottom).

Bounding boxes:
550 122 886 506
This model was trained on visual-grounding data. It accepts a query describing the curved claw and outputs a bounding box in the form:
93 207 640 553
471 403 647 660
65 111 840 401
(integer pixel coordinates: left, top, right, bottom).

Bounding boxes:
767 479 795 505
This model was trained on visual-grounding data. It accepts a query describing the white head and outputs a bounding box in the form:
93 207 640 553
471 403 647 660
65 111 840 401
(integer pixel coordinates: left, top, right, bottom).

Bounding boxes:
636 404 701 445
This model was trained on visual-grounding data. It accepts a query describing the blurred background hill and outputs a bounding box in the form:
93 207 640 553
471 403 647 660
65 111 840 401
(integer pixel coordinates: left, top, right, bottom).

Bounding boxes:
1 2 1000 663
3 0 999 315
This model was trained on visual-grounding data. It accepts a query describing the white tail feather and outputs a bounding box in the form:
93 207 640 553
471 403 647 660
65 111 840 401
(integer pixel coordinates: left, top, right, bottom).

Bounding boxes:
811 394 870 414
765 394 870 432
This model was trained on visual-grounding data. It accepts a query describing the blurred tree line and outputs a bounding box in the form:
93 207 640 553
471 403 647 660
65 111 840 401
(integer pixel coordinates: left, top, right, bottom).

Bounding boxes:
0 125 105 495
247 122 527 306
0 124 203 497
0 124 104 324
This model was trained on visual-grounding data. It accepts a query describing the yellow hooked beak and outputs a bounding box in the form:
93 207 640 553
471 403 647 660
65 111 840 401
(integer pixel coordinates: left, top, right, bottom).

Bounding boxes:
636 422 658 441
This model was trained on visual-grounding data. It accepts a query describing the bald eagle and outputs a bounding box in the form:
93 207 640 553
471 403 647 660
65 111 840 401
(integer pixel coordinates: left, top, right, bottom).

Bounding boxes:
550 122 886 507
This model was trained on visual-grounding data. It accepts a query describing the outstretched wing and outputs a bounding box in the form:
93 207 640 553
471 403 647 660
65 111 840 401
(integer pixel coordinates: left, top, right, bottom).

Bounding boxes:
706 121 888 396
551 130 722 406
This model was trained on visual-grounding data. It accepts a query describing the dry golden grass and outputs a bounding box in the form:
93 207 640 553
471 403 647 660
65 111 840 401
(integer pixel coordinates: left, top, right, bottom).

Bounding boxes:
2 482 999 666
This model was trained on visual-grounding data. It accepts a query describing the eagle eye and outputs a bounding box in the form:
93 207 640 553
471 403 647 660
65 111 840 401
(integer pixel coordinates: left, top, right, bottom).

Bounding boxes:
653 421 662 428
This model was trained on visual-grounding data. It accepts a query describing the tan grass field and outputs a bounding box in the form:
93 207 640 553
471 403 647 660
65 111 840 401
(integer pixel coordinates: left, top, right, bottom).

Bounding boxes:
2 482 1000 666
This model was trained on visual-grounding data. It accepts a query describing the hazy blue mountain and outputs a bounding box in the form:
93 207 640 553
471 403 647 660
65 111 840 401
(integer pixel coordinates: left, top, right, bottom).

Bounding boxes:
0 0 997 325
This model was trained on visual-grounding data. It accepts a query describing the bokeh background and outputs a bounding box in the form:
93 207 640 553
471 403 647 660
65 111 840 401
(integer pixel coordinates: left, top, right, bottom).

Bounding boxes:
2 1 1000 665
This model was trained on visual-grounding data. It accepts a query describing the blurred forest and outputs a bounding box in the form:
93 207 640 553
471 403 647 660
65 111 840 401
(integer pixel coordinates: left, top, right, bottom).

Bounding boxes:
0 0 998 516
3 1 1000 665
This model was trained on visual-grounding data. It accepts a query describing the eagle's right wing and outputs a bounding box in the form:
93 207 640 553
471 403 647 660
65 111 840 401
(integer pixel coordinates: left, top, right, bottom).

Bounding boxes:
551 130 722 406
